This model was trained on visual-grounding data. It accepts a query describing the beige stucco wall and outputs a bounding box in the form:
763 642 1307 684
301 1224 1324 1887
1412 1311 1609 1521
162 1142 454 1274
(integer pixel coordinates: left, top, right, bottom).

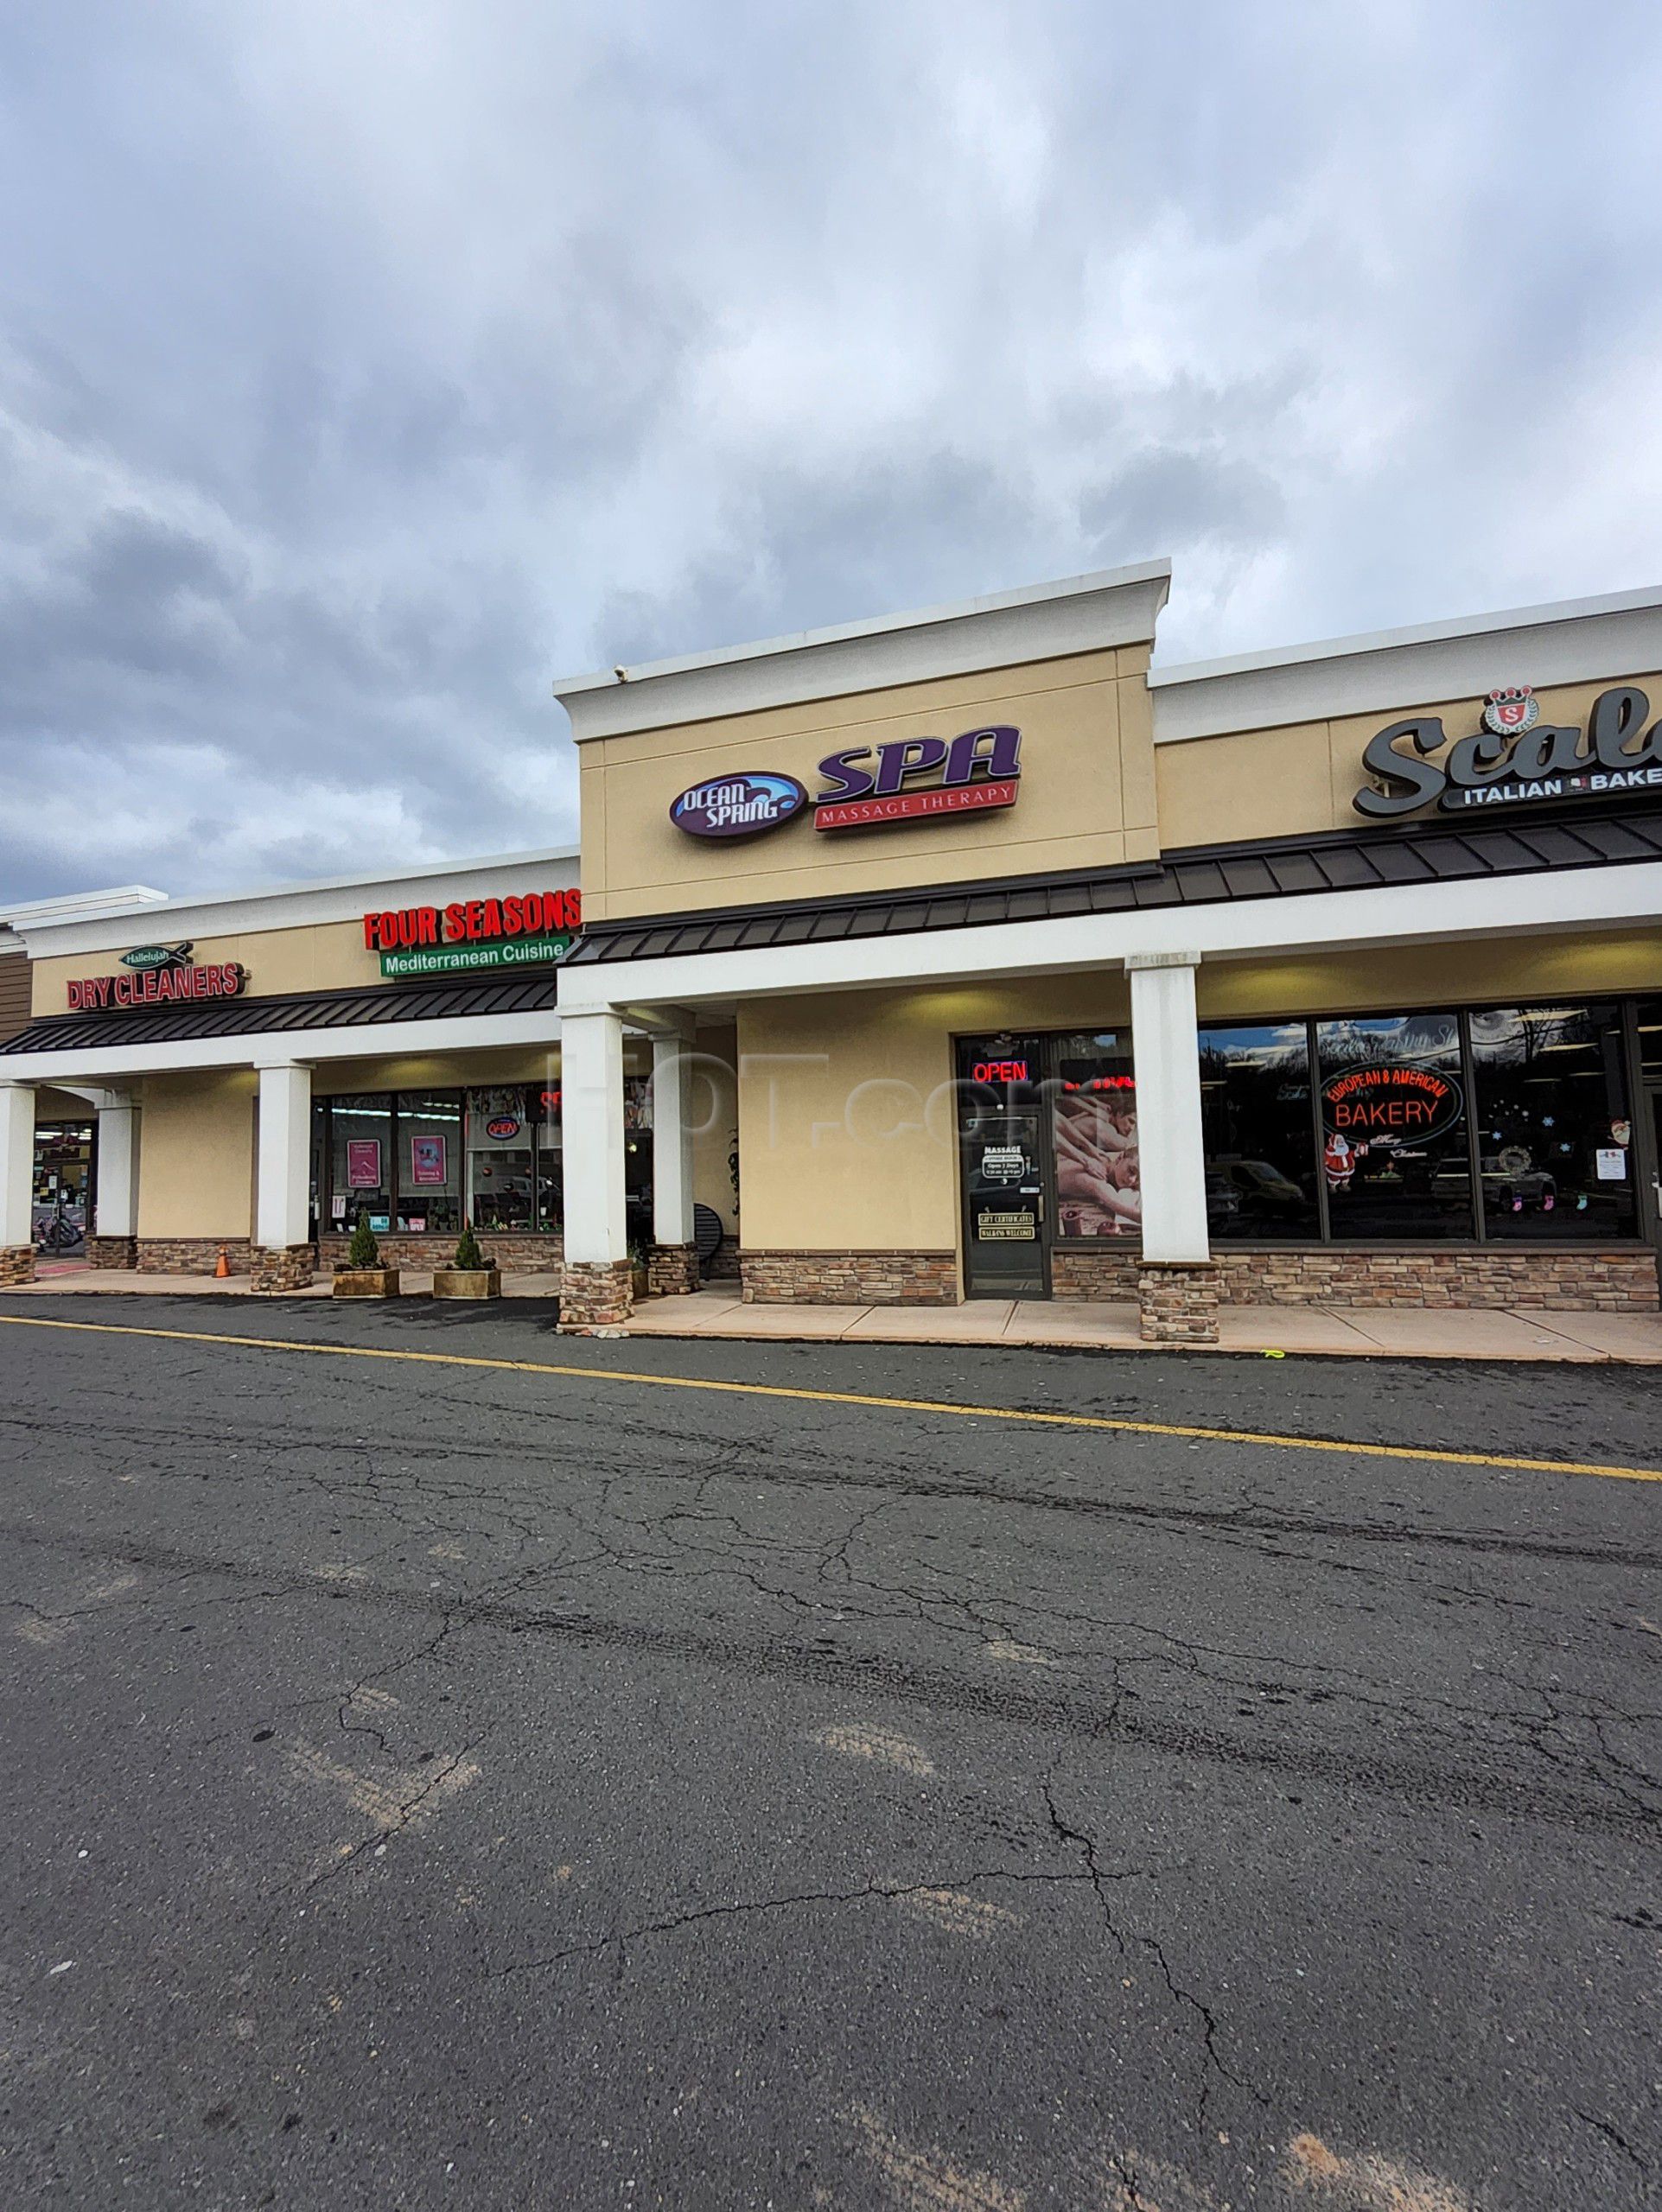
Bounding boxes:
32 918 385 1018
1156 668 1662 849
580 647 1158 922
735 974 1133 1255
135 1071 258 1240
691 1024 740 1239
1197 928 1662 1022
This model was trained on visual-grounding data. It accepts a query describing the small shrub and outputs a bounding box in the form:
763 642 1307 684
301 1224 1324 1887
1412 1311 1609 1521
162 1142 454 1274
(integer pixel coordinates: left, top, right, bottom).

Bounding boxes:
347 1211 381 1268
453 1219 492 1272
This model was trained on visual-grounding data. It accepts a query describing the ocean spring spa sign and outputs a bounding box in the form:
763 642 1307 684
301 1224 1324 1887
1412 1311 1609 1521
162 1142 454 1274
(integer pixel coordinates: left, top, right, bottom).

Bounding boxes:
1354 684 1662 819
670 726 1023 842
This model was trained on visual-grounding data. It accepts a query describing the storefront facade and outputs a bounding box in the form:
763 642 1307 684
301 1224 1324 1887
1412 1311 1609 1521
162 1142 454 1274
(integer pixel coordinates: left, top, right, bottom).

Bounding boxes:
0 849 747 1291
553 564 1662 1338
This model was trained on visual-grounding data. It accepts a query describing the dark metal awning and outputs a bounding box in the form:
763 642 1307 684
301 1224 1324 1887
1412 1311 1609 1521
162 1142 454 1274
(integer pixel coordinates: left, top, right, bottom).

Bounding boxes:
2 970 563 1056
564 802 1662 966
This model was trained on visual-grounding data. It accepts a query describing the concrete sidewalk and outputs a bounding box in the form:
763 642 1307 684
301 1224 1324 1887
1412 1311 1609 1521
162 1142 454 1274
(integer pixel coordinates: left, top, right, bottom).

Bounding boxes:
9 1268 1661 1362
622 1287 1662 1363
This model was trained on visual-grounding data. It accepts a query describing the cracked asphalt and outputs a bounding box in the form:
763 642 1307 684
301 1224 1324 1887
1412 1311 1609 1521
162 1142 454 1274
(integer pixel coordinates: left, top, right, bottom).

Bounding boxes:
1 1297 1659 2210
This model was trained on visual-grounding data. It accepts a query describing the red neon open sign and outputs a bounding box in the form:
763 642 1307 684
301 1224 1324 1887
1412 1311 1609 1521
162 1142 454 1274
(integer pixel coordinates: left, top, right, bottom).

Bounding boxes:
971 1059 1029 1084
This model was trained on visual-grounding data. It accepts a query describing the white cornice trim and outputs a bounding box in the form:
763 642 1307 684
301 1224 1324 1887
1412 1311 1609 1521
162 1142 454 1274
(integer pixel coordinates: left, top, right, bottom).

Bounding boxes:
0 1007 569 1084
14 848 580 961
1150 587 1662 743
0 885 168 926
553 563 1173 742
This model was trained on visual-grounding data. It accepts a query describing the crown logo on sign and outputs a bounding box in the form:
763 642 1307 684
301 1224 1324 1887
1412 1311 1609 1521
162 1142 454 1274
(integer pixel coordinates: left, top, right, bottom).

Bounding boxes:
1482 684 1539 737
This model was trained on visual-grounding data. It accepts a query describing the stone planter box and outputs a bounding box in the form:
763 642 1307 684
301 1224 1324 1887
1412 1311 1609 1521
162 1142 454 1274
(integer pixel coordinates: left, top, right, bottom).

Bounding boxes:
334 1267 401 1299
432 1268 502 1300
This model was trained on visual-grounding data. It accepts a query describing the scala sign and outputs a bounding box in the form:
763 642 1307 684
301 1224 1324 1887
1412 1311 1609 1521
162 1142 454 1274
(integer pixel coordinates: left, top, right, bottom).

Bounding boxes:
1320 1063 1463 1141
1355 684 1662 819
669 725 1023 841
363 891 580 979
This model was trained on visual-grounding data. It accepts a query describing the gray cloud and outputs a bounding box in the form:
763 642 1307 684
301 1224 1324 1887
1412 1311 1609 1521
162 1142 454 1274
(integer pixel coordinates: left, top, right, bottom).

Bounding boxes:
1 0 1659 902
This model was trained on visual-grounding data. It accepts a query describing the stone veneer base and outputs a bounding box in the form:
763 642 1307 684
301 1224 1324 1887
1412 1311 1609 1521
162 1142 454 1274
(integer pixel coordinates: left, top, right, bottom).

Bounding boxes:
316 1232 563 1277
741 1251 959 1305
558 1259 634 1329
1138 1262 1221 1344
0 1244 35 1287
136 1238 253 1276
1213 1246 1659 1312
90 1236 138 1269
646 1243 700 1297
252 1244 315 1293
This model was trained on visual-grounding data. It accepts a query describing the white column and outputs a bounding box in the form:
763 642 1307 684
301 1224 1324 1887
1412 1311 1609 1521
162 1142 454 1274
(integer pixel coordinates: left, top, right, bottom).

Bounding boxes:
254 1062 313 1250
562 1010 627 1264
0 1082 35 1249
651 1033 695 1249
94 1094 140 1240
1126 953 1210 1264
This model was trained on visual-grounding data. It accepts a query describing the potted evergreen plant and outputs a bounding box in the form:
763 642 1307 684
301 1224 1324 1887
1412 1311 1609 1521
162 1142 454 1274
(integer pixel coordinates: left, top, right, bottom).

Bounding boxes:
432 1217 502 1300
333 1211 400 1299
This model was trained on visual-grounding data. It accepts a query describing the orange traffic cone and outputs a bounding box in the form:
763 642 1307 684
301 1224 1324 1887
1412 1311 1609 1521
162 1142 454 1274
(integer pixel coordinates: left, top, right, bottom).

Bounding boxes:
214 1245 232 1279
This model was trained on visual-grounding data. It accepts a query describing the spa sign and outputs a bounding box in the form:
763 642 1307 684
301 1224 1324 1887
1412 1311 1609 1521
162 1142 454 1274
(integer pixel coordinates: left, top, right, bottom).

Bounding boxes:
1354 684 1662 819
671 726 1023 840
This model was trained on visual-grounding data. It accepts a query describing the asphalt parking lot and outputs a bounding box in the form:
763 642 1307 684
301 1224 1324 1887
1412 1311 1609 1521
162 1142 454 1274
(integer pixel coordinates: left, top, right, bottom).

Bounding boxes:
2 1296 1659 2209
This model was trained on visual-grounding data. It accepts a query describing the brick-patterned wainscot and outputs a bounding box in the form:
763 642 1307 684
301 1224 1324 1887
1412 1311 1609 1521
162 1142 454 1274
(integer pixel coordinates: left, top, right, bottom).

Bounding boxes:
1216 1247 1659 1311
558 1260 634 1329
90 1236 137 1269
741 1251 958 1305
0 1244 35 1287
316 1233 564 1278
646 1243 700 1297
1138 1262 1221 1344
253 1244 315 1293
1050 1246 1142 1300
137 1238 252 1275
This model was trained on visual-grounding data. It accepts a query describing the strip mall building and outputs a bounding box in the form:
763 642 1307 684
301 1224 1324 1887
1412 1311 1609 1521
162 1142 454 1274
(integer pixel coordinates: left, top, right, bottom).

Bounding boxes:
3 562 1660 1341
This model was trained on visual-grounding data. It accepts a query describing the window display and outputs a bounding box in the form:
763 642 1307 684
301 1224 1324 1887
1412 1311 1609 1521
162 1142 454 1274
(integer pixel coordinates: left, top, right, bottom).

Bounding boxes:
1468 1006 1636 1239
329 1096 393 1229
1051 1031 1139 1240
467 1087 535 1233
1198 1024 1320 1239
397 1094 462 1235
1315 1014 1472 1238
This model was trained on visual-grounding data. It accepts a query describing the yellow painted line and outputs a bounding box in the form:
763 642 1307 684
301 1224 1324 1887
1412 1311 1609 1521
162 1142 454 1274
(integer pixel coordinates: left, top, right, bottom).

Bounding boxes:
0 1309 1659 1484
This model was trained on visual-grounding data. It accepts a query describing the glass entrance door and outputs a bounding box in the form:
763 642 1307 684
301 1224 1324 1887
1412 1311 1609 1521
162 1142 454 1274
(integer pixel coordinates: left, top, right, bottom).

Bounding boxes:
958 1041 1048 1299
1648 1089 1662 1283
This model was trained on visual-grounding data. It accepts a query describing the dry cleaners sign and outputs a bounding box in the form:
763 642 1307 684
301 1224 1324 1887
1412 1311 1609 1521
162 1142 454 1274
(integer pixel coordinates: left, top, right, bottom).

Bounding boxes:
671 726 1022 840
1354 684 1662 818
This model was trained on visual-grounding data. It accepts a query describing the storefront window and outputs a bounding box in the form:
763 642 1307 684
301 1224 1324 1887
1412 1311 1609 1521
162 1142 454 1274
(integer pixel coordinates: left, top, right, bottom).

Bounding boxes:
1639 998 1662 1081
467 1087 535 1233
533 1081 564 1233
1315 1014 1472 1239
1051 1031 1140 1241
329 1095 393 1231
1468 1006 1636 1239
396 1093 463 1236
1198 1024 1319 1239
623 1075 653 1244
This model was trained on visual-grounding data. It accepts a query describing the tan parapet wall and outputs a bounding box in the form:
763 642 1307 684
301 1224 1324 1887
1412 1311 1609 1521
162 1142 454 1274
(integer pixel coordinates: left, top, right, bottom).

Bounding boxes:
134 1070 258 1241
581 648 1158 923
1156 668 1662 849
31 918 385 1018
734 974 1133 1259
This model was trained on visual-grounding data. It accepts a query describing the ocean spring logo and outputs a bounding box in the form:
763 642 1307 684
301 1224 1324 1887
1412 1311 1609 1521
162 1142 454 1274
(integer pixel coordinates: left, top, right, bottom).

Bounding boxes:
669 772 808 840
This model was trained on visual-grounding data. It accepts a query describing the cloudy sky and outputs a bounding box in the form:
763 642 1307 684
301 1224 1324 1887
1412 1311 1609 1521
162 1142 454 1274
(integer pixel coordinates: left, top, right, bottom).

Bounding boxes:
3 1 1659 904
